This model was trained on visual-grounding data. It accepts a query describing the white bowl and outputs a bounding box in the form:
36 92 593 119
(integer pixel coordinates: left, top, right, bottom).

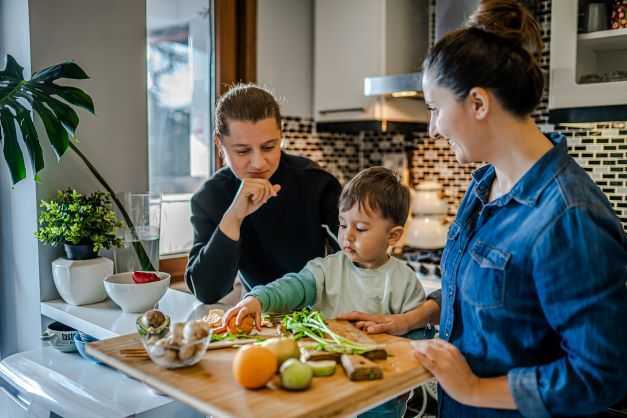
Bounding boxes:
104 272 170 313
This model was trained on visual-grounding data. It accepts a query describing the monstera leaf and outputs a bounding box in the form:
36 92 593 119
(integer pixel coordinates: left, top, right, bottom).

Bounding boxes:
0 54 156 271
0 54 94 184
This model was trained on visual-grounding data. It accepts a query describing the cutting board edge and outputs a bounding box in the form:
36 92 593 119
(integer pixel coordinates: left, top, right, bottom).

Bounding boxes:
86 344 237 418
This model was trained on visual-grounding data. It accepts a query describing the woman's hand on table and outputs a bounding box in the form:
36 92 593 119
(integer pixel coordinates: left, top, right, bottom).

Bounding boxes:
412 339 480 405
336 311 411 335
220 179 281 241
220 296 263 332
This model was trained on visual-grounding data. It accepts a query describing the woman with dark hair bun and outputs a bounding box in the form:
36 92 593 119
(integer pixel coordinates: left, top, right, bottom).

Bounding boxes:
406 1 627 417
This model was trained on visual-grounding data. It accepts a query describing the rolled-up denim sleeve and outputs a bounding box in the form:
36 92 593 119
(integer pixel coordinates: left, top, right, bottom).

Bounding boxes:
507 367 550 418
524 205 627 416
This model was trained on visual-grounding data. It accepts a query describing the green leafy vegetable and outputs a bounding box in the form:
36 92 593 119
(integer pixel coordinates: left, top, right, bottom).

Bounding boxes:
281 308 378 355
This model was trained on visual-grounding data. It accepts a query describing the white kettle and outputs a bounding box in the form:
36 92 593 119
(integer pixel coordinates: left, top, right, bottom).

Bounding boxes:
406 181 449 249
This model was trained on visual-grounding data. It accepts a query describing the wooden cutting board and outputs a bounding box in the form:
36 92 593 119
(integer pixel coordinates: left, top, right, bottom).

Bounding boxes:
86 320 432 418
300 320 387 362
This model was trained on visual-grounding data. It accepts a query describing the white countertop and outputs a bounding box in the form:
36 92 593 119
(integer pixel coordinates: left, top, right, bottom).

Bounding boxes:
0 289 217 418
40 289 216 340
0 347 176 418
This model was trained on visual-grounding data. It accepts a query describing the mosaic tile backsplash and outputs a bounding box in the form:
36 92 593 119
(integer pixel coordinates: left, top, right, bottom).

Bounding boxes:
281 0 626 228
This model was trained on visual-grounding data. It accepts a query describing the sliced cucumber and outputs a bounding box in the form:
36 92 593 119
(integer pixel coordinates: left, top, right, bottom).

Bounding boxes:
306 360 337 377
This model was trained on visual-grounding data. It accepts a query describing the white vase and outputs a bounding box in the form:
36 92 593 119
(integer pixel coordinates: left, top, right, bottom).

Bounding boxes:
51 257 113 305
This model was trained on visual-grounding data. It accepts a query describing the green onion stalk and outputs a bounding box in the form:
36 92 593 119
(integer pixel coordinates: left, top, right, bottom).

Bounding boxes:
281 308 379 355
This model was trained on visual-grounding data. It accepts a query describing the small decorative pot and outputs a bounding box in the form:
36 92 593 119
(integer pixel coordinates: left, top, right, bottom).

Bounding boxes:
63 243 97 260
51 243 113 305
41 321 78 352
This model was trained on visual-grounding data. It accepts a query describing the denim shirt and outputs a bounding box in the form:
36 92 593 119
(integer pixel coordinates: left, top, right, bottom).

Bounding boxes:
439 133 627 418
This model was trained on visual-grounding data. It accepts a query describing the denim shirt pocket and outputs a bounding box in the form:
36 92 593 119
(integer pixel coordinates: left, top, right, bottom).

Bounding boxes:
463 240 511 308
440 223 461 277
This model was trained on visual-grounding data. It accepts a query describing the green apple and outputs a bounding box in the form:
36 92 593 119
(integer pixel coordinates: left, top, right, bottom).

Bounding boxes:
280 358 313 390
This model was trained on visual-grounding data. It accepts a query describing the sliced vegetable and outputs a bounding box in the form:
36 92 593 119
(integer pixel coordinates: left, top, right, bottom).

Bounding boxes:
306 360 337 377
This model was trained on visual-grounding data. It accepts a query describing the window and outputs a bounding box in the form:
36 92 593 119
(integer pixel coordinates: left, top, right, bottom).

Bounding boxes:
146 0 215 255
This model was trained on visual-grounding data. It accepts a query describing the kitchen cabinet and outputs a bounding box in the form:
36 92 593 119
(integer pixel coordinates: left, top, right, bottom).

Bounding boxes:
549 1 627 113
314 0 428 122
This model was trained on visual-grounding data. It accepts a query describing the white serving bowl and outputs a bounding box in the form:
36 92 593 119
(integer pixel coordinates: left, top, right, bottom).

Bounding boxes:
104 272 170 313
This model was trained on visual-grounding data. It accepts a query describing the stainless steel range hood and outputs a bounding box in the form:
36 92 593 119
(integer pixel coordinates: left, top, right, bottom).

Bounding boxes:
364 72 423 98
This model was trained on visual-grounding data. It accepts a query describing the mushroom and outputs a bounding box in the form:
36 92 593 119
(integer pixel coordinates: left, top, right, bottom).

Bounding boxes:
178 343 197 361
141 309 167 329
170 322 186 345
183 320 210 342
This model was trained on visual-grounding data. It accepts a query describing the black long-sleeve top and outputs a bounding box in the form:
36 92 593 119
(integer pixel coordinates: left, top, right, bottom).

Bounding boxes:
186 152 342 304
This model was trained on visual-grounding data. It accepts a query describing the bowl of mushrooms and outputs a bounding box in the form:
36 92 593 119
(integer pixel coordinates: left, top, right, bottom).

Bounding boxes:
142 319 212 369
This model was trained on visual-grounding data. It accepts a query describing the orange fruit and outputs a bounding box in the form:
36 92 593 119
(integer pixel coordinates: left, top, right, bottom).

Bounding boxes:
226 315 255 334
232 345 278 389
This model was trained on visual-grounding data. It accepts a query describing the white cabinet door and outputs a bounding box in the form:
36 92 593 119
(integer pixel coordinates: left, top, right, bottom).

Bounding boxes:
550 1 627 110
314 0 384 121
0 387 31 418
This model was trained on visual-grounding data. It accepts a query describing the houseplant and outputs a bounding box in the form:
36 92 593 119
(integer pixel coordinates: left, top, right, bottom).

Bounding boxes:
0 54 156 271
36 189 122 305
35 188 123 258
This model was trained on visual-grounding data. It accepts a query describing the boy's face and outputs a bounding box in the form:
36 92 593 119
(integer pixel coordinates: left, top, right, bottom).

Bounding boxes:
338 201 403 269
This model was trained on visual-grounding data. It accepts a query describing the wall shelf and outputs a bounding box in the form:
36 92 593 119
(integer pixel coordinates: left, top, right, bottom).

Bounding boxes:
578 28 627 51
549 2 627 116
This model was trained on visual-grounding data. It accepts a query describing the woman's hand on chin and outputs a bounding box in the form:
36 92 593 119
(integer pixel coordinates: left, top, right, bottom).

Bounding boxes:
230 178 281 220
220 179 281 240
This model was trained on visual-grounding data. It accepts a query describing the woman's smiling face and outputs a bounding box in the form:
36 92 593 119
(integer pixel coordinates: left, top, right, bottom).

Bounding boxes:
422 71 483 164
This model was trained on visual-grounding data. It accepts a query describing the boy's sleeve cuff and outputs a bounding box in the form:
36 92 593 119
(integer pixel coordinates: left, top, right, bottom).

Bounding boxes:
507 367 550 418
426 289 442 306
245 287 269 311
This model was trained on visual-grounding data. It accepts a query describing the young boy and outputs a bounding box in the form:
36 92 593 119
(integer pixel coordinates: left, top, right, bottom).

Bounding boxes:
223 166 426 417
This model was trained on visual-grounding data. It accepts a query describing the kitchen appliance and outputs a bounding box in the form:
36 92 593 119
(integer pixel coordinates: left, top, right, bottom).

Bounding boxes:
586 2 609 32
406 181 450 250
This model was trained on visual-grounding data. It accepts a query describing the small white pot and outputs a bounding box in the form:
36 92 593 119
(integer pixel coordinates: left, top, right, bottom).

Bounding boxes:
51 257 113 305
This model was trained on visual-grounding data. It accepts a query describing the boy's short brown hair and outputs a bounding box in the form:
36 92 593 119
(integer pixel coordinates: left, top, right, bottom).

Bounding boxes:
339 167 410 226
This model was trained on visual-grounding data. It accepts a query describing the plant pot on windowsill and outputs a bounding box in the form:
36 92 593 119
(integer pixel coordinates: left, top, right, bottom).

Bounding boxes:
51 242 114 306
37 189 122 306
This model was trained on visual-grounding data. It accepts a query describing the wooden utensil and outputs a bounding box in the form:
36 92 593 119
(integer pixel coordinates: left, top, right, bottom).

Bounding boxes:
340 354 383 381
119 347 149 360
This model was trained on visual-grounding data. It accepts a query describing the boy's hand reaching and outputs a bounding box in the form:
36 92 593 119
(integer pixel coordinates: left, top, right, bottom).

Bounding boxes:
337 311 410 336
221 296 263 333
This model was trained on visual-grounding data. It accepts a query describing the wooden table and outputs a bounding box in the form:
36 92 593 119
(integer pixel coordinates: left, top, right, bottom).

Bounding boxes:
87 326 432 418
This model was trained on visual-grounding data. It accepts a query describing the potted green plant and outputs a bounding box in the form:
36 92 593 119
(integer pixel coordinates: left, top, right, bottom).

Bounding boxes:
0 54 157 271
36 189 123 258
35 189 122 305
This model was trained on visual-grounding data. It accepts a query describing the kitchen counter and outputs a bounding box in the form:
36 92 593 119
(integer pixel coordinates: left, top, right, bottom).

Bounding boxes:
41 289 209 340
0 289 218 418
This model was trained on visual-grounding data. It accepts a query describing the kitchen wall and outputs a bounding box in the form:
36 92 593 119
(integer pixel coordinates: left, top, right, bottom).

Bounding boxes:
29 0 149 304
257 0 313 117
279 0 627 228
0 0 149 357
0 0 42 359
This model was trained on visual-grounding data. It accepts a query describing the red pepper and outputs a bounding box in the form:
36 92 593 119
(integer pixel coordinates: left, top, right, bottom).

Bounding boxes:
132 271 161 284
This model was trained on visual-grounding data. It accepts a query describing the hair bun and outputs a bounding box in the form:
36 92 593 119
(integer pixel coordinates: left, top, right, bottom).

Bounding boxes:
467 0 543 61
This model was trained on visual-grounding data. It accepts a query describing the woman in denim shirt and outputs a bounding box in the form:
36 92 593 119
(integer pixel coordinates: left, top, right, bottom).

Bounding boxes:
398 1 626 417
